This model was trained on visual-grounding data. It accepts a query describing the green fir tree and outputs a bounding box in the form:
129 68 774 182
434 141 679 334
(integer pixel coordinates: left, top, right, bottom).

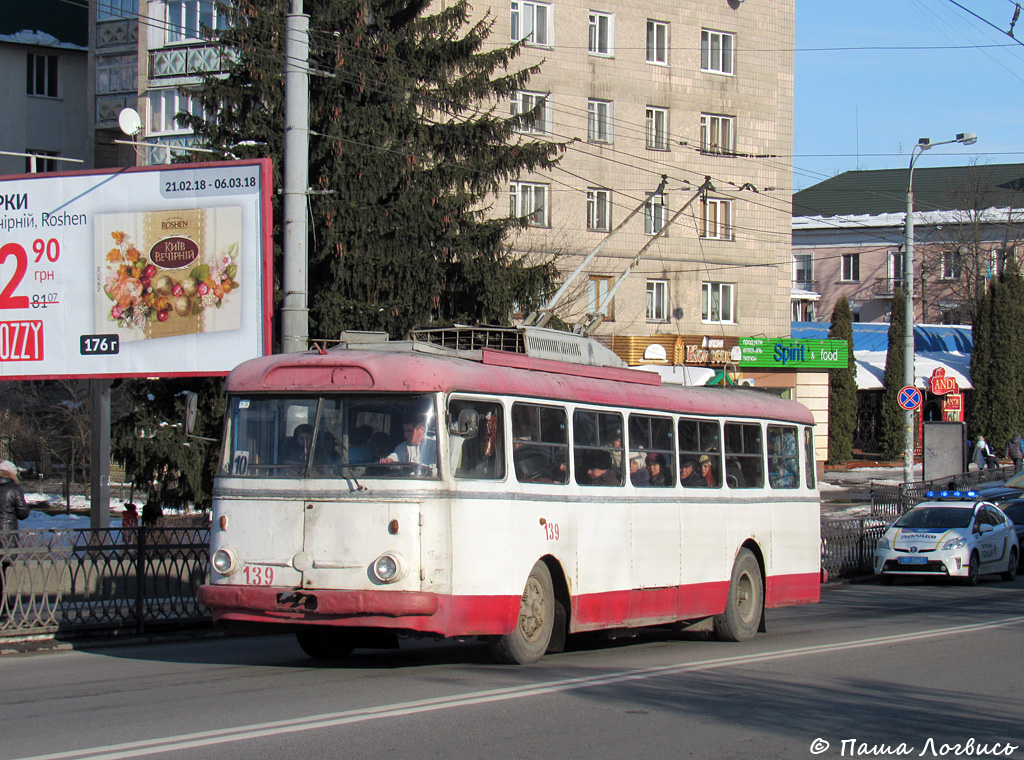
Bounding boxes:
827 297 856 463
112 378 224 514
879 288 907 461
184 0 566 341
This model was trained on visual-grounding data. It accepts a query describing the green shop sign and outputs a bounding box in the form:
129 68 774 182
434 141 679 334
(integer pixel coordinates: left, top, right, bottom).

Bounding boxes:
737 338 848 369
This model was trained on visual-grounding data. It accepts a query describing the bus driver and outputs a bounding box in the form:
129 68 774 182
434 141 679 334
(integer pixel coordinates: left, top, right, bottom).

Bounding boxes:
380 414 437 471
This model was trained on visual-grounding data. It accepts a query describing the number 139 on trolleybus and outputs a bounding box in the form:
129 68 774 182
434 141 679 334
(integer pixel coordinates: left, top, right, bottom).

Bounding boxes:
198 327 821 664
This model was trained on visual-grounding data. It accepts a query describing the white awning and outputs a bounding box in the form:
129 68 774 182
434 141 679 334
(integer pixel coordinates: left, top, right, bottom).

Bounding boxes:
854 350 972 390
634 364 719 386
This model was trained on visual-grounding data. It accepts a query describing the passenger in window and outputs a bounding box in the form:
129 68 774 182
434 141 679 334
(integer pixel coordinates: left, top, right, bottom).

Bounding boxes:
770 458 796 488
629 454 650 486
646 453 669 486
380 415 437 469
697 454 717 487
347 425 374 463
586 450 619 485
283 424 314 464
680 457 706 487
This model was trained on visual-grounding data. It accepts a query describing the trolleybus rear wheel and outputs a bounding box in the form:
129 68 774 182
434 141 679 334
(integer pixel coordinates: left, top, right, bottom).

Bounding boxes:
295 626 356 660
713 548 763 642
490 560 555 665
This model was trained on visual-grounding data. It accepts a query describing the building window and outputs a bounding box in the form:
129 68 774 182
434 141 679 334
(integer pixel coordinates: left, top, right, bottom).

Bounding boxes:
588 11 613 56
793 253 813 290
841 253 861 282
27 53 58 98
587 99 613 143
97 54 138 95
701 29 734 74
701 198 732 240
702 282 734 323
646 280 668 322
942 249 963 280
510 181 549 227
587 187 611 231
645 193 667 235
588 275 613 318
646 107 669 151
24 151 58 173
510 90 550 134
888 250 904 293
98 0 138 19
646 20 668 65
166 0 228 43
700 113 734 155
511 0 551 46
150 89 205 134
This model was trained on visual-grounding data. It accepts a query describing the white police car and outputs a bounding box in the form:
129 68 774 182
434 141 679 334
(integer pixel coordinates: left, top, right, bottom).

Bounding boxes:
874 491 1019 585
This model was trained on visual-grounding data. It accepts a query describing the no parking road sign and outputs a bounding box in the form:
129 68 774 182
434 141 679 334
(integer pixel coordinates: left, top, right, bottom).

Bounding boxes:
898 386 922 411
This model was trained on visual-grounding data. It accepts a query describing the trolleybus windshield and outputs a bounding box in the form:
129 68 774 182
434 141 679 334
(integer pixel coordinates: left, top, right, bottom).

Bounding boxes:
221 393 439 479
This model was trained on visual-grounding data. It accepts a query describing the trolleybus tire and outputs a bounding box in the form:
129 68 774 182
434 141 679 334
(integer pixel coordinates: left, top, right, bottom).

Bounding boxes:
295 626 356 660
713 548 763 642
490 560 555 665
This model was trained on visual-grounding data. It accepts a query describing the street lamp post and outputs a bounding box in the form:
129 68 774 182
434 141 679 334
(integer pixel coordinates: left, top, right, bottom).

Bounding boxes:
903 132 977 486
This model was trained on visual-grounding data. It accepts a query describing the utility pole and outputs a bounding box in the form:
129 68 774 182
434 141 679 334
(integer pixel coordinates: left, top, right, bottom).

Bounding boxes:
282 0 310 353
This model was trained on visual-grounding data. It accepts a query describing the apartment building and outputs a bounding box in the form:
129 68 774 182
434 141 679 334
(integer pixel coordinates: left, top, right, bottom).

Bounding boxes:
476 0 795 344
0 3 89 175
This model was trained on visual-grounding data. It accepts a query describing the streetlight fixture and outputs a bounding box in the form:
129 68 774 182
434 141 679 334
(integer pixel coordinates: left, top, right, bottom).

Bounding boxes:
903 132 977 486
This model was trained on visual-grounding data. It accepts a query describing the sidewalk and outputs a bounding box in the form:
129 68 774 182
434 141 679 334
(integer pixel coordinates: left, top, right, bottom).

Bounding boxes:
819 461 919 517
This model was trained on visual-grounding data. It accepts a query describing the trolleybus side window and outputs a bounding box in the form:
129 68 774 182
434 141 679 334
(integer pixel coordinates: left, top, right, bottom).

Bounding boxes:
767 424 799 489
573 409 624 486
803 427 816 489
449 399 505 480
724 422 764 488
628 413 675 487
677 417 722 488
511 402 569 484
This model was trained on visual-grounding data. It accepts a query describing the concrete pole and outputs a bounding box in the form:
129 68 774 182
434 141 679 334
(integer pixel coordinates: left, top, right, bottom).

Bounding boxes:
282 0 310 353
90 379 111 529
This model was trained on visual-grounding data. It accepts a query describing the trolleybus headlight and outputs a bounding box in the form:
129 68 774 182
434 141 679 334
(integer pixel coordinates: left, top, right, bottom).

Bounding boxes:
212 548 238 576
372 553 404 583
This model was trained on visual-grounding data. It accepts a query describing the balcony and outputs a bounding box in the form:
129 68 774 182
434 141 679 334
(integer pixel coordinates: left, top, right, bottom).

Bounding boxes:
791 279 818 294
872 277 905 298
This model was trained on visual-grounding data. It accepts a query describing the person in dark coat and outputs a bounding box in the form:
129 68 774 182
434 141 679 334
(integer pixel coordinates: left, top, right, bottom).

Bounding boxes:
0 461 30 532
1 460 31 603
1007 433 1024 473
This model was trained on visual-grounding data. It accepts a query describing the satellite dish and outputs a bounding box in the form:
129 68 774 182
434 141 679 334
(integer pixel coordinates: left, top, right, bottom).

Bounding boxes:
118 107 142 137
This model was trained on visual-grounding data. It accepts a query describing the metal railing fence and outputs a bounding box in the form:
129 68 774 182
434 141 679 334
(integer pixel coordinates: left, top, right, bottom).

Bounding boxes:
870 465 1013 518
1 527 209 638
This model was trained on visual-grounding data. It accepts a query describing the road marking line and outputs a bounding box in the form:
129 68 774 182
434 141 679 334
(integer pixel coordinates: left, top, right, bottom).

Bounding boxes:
12 615 1024 760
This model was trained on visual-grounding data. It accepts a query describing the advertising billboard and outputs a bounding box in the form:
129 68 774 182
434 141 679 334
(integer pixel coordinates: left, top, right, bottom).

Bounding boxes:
0 159 272 380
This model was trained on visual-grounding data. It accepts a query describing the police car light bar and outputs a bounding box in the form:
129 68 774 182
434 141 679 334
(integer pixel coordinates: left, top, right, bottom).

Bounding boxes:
925 490 978 499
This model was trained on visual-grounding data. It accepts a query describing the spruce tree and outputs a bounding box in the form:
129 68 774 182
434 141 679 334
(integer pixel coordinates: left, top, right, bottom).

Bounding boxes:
185 0 565 340
112 378 224 515
827 297 856 463
879 288 907 460
970 284 992 440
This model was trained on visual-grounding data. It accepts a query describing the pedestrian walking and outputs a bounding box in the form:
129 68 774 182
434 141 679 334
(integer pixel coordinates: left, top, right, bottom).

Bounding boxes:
973 436 997 471
1 460 31 605
1007 433 1024 473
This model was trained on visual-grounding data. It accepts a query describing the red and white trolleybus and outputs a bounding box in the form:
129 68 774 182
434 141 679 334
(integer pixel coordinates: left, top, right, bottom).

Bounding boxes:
198 327 820 663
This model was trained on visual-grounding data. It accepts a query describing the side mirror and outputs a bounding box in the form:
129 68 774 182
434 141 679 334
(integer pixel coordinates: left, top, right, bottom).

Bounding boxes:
978 523 993 534
449 408 479 438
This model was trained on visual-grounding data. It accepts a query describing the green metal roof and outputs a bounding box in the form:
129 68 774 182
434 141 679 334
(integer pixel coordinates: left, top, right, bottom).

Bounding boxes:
793 163 1024 219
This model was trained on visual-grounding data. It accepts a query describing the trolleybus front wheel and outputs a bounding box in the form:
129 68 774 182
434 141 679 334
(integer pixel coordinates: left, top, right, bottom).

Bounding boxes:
490 560 555 665
713 548 763 642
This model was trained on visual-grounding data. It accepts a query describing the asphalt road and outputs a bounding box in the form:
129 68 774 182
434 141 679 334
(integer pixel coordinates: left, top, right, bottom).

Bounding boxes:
2 575 1022 760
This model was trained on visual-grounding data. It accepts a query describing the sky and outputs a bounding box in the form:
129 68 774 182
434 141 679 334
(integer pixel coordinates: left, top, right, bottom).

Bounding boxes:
794 0 1024 190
